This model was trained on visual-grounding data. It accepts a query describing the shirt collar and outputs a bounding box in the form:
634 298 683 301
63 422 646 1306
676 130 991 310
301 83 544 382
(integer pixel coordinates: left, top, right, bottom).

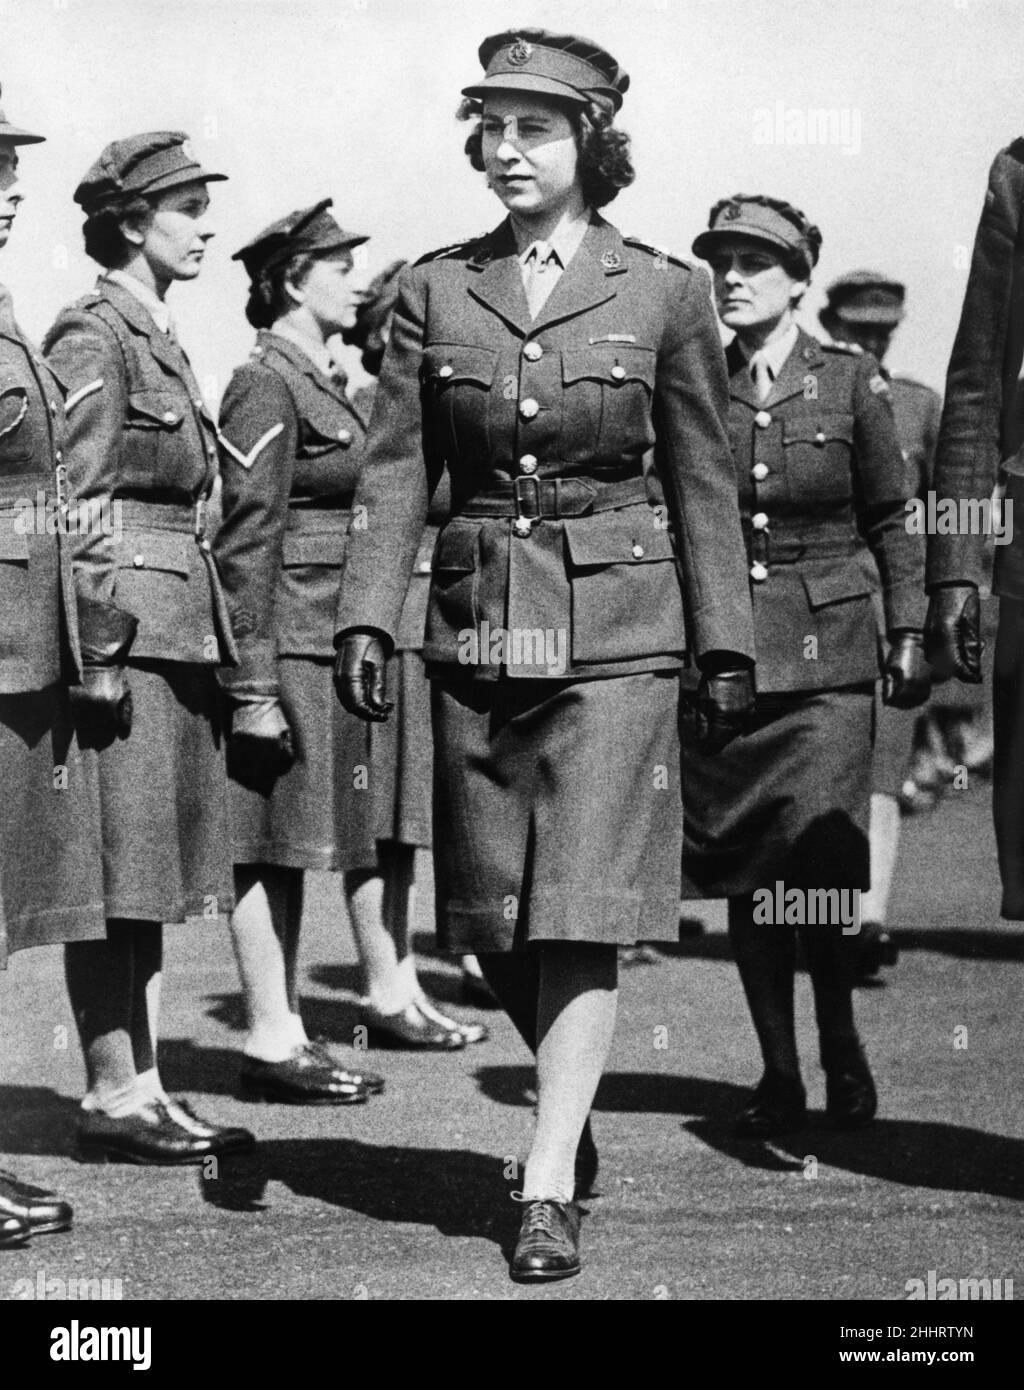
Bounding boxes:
271 322 336 379
104 270 174 335
739 322 799 379
511 207 592 271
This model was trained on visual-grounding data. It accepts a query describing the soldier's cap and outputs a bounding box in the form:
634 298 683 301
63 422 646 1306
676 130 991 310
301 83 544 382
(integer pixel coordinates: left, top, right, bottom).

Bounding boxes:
233 198 368 278
462 29 629 112
0 82 45 145
822 270 906 326
692 195 821 276
74 132 226 214
342 258 407 350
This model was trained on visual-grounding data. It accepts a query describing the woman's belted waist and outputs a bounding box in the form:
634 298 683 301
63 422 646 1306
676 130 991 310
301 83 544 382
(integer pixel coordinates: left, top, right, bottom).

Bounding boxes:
117 496 211 540
747 523 861 565
458 472 648 520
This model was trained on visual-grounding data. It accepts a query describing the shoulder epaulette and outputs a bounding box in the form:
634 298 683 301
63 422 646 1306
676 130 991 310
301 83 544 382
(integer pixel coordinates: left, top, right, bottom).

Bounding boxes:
623 237 692 270
1006 137 1024 165
822 339 863 355
413 239 479 267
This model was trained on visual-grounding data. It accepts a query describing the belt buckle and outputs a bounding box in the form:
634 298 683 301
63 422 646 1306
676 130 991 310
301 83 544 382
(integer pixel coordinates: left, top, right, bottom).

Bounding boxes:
193 496 208 539
512 474 540 535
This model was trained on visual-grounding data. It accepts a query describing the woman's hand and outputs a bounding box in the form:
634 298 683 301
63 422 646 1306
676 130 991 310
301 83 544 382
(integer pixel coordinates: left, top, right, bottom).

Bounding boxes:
333 630 394 722
883 631 932 709
228 697 295 783
924 585 983 683
695 668 755 753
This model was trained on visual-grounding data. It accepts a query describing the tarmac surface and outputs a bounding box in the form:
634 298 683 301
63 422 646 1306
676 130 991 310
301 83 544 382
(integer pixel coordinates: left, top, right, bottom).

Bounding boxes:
1 772 1020 1302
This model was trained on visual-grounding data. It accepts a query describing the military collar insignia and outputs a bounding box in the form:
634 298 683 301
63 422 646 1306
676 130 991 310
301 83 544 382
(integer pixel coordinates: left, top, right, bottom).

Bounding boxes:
600 249 622 270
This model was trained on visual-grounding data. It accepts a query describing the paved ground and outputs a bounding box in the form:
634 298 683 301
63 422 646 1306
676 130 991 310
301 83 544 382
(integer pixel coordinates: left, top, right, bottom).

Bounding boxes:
1 773 1020 1302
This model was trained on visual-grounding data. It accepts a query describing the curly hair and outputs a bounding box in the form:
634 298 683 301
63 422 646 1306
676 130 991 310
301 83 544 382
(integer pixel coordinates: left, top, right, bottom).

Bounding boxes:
82 193 156 269
707 193 823 279
244 251 318 329
456 95 634 209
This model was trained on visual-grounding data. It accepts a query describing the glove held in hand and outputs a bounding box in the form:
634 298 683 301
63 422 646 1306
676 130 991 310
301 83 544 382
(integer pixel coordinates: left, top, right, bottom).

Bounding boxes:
333 631 393 722
924 585 982 683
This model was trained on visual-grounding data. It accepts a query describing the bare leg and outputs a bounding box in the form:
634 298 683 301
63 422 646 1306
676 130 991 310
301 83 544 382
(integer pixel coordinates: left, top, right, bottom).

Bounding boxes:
521 943 617 1202
230 864 306 1060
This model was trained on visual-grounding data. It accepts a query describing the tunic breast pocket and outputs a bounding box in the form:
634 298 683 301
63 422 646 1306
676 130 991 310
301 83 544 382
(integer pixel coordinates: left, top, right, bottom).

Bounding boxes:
422 345 497 464
782 413 855 504
125 390 189 487
0 386 32 465
561 345 656 459
563 504 684 664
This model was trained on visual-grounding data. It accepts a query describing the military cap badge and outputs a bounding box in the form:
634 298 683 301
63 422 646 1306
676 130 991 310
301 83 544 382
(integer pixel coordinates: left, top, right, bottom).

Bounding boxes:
722 202 742 221
507 38 533 64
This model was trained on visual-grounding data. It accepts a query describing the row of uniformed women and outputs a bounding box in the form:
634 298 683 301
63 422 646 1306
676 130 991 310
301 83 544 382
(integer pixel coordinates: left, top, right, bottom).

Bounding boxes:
0 93 487 1248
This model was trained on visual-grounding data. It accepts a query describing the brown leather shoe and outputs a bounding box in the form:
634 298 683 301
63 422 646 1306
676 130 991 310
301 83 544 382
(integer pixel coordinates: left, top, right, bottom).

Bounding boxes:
361 1001 467 1051
78 1100 253 1165
0 1211 31 1248
510 1200 582 1282
239 1044 373 1105
734 1073 807 1139
0 1170 72 1236
824 1045 878 1128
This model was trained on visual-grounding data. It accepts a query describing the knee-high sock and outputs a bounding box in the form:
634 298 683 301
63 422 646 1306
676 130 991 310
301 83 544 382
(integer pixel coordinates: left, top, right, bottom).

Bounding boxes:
230 865 306 1061
860 792 900 924
64 921 140 1111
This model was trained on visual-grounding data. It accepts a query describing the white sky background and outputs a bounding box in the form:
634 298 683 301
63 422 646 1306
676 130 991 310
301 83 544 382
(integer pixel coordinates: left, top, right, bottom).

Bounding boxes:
1 0 1020 403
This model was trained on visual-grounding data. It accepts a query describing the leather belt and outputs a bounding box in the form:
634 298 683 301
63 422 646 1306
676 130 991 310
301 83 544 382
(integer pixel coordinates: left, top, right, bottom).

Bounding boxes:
118 497 211 541
748 524 859 565
459 473 648 520
286 504 353 533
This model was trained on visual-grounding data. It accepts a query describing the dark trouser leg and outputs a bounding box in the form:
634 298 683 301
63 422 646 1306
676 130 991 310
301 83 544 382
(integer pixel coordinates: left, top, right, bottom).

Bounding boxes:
797 920 858 1064
727 894 800 1081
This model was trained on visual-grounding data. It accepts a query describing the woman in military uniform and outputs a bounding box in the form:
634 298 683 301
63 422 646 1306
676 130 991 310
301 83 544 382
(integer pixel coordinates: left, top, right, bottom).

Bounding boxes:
684 196 930 1138
214 207 484 1105
0 83 104 1247
44 133 253 1165
335 28 755 1282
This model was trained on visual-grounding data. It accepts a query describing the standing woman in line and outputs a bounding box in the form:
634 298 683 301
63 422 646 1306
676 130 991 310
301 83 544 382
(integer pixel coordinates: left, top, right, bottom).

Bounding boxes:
0 83 106 1246
335 29 755 1282
44 134 254 1164
683 197 930 1138
214 206 484 1107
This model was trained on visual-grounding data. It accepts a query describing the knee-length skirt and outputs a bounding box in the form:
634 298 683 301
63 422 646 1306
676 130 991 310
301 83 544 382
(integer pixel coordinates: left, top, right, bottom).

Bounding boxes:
681 684 875 898
431 671 683 954
229 649 433 872
84 660 234 924
0 684 106 966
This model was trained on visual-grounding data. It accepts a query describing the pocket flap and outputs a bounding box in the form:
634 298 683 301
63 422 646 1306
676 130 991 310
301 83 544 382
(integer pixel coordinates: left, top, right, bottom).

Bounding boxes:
423 345 498 387
562 344 656 388
564 506 676 567
282 530 346 567
433 522 479 573
802 562 872 608
298 395 358 448
127 391 185 429
784 413 855 446
0 386 29 440
118 531 190 575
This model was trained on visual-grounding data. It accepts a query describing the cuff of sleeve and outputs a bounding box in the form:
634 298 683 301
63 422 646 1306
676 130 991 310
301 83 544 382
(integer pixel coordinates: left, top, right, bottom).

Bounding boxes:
217 638 279 695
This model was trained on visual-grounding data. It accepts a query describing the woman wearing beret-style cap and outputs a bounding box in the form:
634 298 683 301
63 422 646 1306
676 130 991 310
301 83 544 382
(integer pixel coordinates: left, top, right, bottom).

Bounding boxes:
0 82 105 1247
214 204 485 1106
335 28 756 1281
684 195 930 1138
44 132 254 1165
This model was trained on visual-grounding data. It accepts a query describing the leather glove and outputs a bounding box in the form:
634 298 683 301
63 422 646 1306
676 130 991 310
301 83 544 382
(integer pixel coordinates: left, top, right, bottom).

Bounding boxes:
333 631 393 722
228 698 295 784
882 631 932 709
924 584 982 683
71 595 139 740
71 665 133 739
695 668 755 754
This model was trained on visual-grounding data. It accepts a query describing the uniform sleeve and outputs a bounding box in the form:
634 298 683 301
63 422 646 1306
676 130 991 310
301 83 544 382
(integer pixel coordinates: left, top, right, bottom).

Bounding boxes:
928 146 1024 588
212 364 297 697
652 265 755 664
334 265 438 647
851 354 927 632
42 308 126 607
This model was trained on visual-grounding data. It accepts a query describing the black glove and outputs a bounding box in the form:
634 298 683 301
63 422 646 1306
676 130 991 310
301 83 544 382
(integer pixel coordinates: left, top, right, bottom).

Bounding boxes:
333 631 393 722
71 595 139 741
924 584 982 683
695 668 755 754
228 698 295 785
882 631 932 709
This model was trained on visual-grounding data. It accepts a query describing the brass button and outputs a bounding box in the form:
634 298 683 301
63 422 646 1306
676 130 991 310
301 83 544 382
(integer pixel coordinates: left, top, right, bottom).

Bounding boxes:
438 364 453 379
49 401 58 415
133 553 145 567
55 450 63 463
519 397 540 420
417 560 432 573
631 543 645 558
750 562 768 582
513 517 533 537
814 430 826 445
523 342 543 361
754 410 772 428
752 463 769 481
519 455 538 474
610 364 626 381
338 429 353 446
163 411 177 423
752 512 769 530
200 539 212 552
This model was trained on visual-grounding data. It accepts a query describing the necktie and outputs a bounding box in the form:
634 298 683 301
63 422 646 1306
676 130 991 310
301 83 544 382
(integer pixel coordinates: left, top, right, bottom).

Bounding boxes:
749 350 773 403
523 241 557 318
